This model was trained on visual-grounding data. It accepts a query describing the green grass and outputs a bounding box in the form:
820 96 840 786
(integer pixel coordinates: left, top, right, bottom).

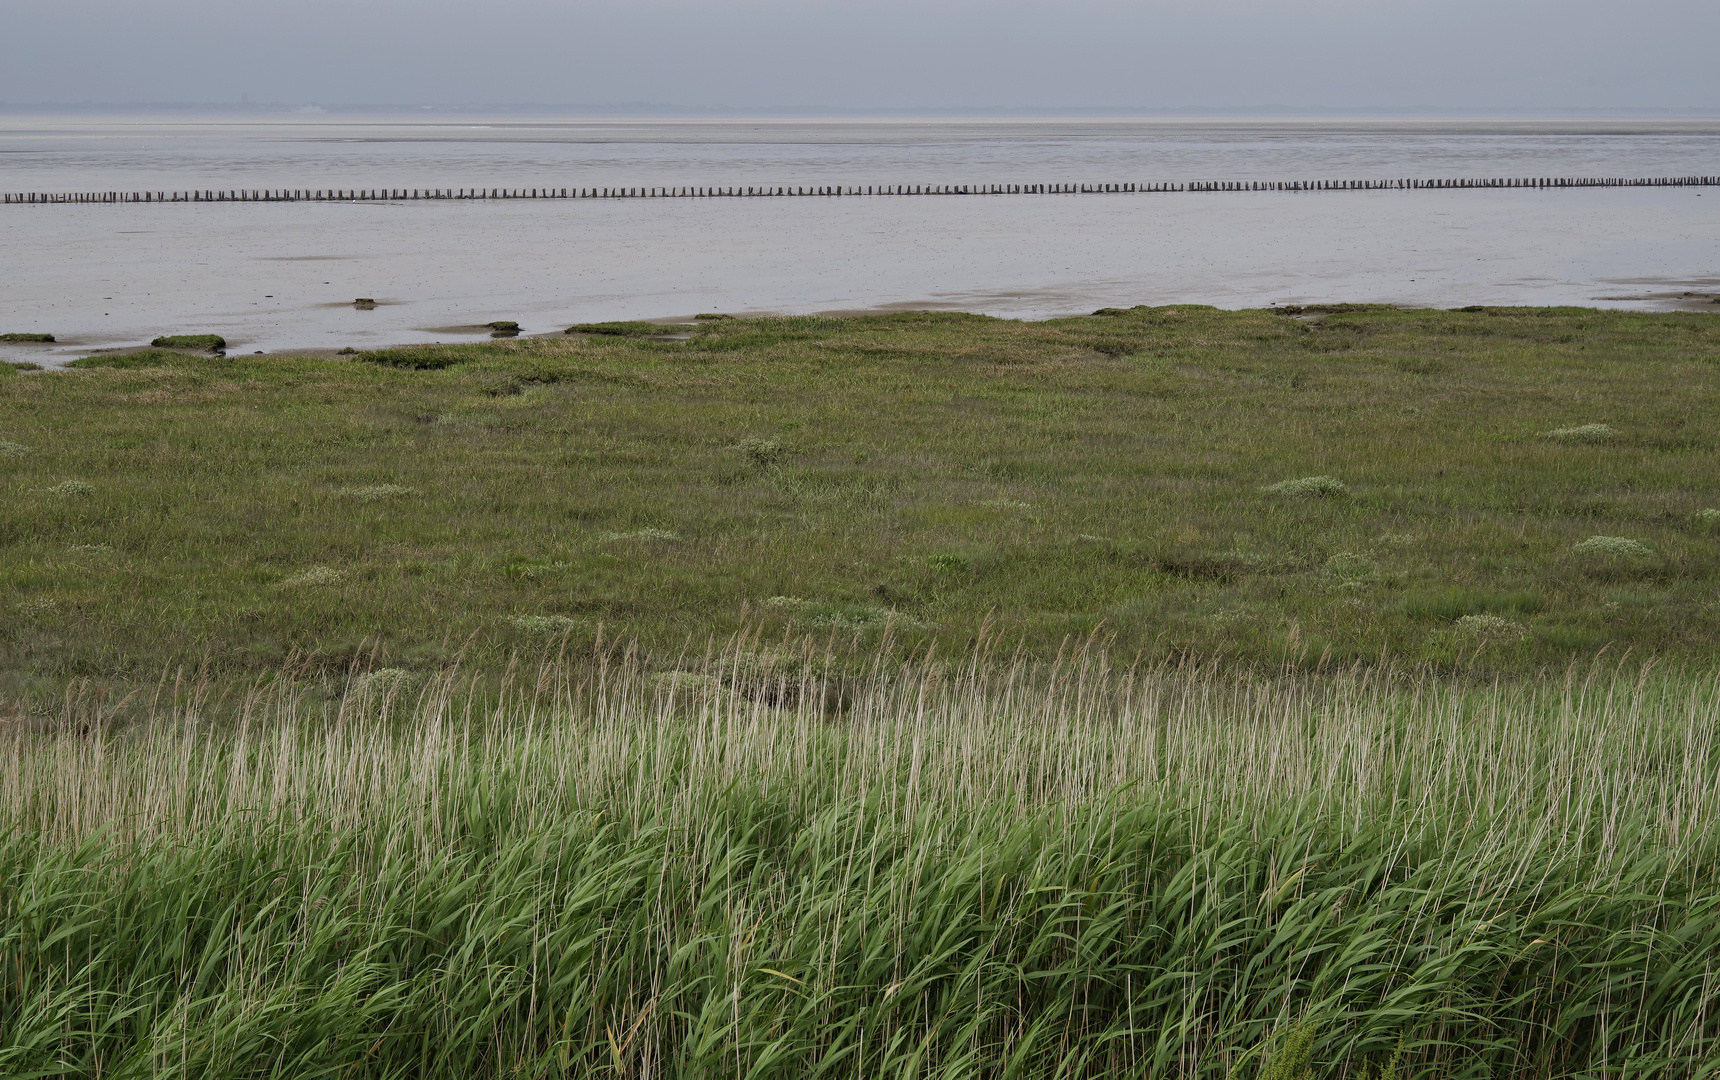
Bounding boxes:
4 305 1720 685
3 653 1718 1078
565 320 681 336
66 349 206 370
149 333 227 350
7 305 1719 1076
0 333 54 343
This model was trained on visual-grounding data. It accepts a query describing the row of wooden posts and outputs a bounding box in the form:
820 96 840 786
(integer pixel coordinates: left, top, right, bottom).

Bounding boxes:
5 176 1719 204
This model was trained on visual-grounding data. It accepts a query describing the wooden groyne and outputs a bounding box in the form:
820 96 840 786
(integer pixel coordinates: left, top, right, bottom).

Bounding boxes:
5 175 1718 204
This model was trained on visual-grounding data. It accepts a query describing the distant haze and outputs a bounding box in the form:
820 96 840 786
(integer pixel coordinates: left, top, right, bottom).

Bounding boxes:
3 0 1718 112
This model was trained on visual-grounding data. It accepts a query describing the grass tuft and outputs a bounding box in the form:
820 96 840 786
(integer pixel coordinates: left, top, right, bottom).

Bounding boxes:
359 346 467 369
734 436 786 468
1402 589 1543 621
929 552 971 573
506 614 583 634
67 350 189 369
1454 613 1528 640
1545 423 1618 443
1573 535 1655 559
1323 552 1376 578
600 527 680 543
150 334 226 351
334 483 419 502
1263 475 1348 498
1 653 1717 1077
278 565 345 588
348 667 417 694
565 321 671 336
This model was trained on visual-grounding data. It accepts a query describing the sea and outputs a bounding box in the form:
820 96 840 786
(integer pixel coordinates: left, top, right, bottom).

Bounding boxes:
2 112 1718 363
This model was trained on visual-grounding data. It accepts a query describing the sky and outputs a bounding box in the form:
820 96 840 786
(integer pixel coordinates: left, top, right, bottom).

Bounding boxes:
3 0 1718 112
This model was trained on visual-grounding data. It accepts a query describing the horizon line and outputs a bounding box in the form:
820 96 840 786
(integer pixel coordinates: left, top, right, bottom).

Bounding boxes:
5 102 1720 118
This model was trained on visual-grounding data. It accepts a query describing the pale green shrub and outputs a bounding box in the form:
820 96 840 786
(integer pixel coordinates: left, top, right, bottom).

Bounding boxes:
279 565 345 588
1546 423 1617 443
1695 508 1720 529
601 528 680 543
734 437 786 468
507 614 582 635
0 441 30 457
1263 475 1347 498
350 668 417 695
1573 535 1655 559
45 480 94 499
1324 552 1376 578
650 671 722 696
1455 614 1527 641
807 610 884 631
335 484 419 502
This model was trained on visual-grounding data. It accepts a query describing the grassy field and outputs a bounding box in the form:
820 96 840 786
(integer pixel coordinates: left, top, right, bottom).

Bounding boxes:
7 307 1720 1076
3 652 1718 1078
4 305 1720 690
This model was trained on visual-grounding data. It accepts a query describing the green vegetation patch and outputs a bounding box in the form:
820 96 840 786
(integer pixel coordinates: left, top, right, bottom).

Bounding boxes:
150 334 227 351
1273 303 1398 316
1402 589 1545 621
2 660 1717 1077
0 332 54 343
358 344 492 370
4 305 1720 680
67 349 204 370
565 320 675 336
1545 422 1618 443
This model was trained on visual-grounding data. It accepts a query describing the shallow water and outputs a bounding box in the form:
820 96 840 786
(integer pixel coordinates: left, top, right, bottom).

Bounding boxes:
3 113 1718 364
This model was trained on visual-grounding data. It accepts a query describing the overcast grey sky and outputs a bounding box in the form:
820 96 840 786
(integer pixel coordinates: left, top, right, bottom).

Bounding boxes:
4 0 1717 111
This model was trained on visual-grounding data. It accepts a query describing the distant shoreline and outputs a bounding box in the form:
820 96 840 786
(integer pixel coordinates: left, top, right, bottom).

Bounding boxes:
7 102 1720 121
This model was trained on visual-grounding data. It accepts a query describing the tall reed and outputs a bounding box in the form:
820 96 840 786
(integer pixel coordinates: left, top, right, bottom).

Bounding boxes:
3 646 1718 1078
